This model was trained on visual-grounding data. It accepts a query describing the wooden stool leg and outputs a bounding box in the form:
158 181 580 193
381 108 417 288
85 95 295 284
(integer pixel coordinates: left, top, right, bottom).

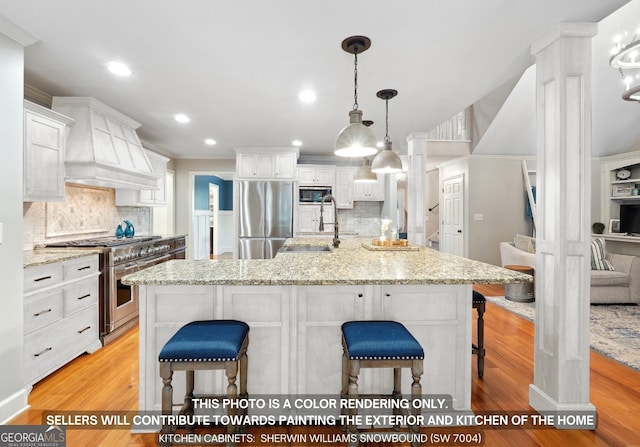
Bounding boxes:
392 367 402 430
347 359 360 447
159 362 174 446
477 304 485 378
225 360 239 434
183 370 195 433
239 349 248 399
411 359 423 447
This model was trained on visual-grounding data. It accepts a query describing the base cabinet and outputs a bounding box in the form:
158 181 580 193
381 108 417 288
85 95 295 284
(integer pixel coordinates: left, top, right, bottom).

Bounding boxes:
138 283 472 418
23 254 101 387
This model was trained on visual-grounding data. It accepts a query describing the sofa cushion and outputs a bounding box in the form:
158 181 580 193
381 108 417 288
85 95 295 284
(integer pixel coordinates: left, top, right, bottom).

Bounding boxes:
591 238 615 271
514 234 535 253
591 270 630 287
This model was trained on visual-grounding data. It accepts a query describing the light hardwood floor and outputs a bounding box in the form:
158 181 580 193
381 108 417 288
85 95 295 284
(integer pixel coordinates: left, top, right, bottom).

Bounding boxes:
9 285 640 446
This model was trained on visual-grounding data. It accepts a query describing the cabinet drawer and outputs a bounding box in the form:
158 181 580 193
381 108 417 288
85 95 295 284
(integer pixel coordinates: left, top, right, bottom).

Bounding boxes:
63 256 99 281
63 278 98 315
24 318 68 383
59 304 99 358
24 263 63 293
24 289 64 333
24 304 98 385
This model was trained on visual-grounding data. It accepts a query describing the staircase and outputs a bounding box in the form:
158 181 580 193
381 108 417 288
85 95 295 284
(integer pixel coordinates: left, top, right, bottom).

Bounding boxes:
522 160 536 232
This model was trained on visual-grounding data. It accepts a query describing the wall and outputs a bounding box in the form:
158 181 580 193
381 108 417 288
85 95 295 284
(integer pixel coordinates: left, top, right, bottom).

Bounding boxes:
0 32 27 423
22 184 151 250
467 156 532 265
425 169 440 243
194 175 233 211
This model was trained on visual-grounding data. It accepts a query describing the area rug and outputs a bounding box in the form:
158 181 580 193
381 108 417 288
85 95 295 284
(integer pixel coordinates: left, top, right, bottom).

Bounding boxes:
485 296 640 372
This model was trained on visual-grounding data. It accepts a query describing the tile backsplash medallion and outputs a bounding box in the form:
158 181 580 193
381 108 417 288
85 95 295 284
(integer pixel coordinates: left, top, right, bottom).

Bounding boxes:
23 184 150 250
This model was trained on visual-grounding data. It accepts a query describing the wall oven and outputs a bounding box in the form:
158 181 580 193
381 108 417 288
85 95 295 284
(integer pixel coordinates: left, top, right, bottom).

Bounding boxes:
299 186 332 204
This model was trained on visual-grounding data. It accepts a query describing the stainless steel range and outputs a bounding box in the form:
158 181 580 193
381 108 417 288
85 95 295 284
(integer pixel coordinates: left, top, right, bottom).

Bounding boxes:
44 236 175 344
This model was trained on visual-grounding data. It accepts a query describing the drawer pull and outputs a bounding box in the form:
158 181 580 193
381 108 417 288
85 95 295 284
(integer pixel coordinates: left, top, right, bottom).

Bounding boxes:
34 275 52 282
357 293 363 298
78 326 91 334
77 294 91 300
33 308 52 317
34 347 52 357
77 265 92 271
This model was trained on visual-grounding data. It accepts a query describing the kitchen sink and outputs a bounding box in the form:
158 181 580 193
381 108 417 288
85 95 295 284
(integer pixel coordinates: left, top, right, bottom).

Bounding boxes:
279 245 332 253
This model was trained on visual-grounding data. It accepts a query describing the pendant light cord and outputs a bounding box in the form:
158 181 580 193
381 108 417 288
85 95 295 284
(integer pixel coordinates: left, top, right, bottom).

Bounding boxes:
353 51 359 110
384 99 390 142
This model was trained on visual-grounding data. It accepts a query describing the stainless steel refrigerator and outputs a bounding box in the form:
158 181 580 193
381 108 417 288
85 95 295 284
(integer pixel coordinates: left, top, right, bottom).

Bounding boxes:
238 181 293 259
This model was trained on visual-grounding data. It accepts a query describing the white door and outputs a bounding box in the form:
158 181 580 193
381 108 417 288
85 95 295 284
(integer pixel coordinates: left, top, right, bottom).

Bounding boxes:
441 175 464 256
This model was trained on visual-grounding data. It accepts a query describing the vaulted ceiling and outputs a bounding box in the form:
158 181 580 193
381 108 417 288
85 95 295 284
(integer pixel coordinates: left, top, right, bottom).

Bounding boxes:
0 0 637 159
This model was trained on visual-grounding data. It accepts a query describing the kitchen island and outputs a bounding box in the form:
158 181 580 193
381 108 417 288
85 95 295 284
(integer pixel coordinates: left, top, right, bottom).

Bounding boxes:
123 238 531 416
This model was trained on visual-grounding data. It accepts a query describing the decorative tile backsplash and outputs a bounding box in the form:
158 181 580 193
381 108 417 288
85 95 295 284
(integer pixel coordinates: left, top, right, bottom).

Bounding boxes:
23 184 150 250
337 201 382 237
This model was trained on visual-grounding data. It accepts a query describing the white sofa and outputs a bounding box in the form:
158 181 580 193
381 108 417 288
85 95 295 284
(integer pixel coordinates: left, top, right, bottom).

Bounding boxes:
499 235 640 305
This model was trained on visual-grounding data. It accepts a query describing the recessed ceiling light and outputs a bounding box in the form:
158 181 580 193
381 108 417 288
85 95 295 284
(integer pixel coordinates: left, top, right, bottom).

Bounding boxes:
298 90 317 103
204 138 216 145
292 140 303 147
106 61 132 76
174 114 190 123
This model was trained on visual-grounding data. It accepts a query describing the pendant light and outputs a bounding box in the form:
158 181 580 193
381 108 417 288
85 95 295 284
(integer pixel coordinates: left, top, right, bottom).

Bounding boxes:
354 158 378 183
371 89 403 173
354 120 378 182
335 36 378 157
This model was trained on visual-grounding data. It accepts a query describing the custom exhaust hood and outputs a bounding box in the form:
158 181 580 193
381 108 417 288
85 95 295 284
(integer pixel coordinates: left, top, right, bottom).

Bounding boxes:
52 97 158 189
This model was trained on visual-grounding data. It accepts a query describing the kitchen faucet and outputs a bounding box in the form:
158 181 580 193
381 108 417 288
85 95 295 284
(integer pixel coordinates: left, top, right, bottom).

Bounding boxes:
319 194 340 248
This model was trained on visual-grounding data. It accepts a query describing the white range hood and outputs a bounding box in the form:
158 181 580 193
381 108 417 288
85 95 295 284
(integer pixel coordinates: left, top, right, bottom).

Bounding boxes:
52 97 157 189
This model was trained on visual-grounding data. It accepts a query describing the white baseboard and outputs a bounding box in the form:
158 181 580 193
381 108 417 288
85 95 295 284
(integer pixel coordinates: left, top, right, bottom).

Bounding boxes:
0 388 30 424
529 384 596 429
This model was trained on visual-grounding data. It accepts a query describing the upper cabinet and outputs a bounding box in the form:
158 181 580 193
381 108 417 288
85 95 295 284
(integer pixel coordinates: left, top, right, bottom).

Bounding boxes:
115 149 169 206
235 147 299 180
297 165 335 186
23 100 75 202
52 97 157 189
353 176 384 201
334 167 355 209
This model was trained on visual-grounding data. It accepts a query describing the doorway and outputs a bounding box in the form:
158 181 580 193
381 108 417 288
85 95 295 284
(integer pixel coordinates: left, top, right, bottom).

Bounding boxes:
209 183 218 258
441 174 465 257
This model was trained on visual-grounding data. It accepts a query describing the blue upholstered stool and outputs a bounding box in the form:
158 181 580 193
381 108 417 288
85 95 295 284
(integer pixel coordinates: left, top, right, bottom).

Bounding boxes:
158 320 249 443
472 291 486 378
341 321 424 446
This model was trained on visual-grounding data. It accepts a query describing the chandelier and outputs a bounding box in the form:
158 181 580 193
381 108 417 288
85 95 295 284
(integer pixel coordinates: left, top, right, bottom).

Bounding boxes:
610 28 640 102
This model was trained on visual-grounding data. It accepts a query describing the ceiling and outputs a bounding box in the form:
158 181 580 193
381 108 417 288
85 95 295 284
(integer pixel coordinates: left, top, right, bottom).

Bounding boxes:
0 0 637 160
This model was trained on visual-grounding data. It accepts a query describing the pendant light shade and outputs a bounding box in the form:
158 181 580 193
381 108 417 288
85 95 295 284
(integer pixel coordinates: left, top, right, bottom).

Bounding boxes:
371 89 402 174
354 157 378 183
335 36 378 157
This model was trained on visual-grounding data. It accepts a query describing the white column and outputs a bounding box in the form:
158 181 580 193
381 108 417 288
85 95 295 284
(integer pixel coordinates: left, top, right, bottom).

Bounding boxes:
529 23 597 422
407 134 427 246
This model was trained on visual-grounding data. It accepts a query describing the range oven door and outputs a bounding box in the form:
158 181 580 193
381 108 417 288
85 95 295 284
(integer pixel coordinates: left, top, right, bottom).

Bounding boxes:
108 254 170 335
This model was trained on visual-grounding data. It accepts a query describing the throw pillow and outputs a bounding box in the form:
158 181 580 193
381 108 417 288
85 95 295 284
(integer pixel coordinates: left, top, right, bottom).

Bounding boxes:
514 234 535 253
590 238 615 271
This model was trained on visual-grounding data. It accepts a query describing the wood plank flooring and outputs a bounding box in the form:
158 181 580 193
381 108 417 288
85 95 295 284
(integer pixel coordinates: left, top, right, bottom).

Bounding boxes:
9 285 640 446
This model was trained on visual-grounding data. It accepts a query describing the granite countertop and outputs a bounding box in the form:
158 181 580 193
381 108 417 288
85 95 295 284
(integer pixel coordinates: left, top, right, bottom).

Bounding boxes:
24 249 101 268
122 238 533 286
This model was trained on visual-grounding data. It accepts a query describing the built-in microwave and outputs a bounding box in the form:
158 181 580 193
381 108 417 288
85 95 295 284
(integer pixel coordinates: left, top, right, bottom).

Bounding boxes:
299 186 332 204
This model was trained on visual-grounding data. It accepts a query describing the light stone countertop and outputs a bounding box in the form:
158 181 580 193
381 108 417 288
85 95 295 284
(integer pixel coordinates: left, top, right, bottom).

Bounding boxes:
24 249 101 268
122 238 533 286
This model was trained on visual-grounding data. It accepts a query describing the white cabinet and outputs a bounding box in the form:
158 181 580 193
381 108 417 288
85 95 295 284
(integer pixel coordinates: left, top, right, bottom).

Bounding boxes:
115 149 169 206
334 166 384 204
296 286 368 394
353 174 384 201
23 254 101 387
23 100 74 202
296 205 334 233
235 148 298 179
297 165 335 186
335 167 355 208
